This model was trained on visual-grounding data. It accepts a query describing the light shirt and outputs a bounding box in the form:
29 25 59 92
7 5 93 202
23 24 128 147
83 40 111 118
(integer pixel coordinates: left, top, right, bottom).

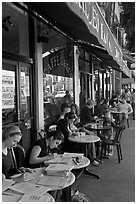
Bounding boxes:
117 102 133 119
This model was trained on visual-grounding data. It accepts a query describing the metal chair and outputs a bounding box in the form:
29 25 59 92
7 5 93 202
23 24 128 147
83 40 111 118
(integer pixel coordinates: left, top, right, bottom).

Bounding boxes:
100 125 125 163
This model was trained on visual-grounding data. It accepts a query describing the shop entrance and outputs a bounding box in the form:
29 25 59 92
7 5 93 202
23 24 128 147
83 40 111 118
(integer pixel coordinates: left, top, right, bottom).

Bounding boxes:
2 58 34 152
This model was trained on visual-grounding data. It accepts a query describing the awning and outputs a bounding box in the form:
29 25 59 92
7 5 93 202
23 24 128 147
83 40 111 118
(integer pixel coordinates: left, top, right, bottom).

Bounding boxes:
24 2 122 69
122 61 132 78
77 42 120 70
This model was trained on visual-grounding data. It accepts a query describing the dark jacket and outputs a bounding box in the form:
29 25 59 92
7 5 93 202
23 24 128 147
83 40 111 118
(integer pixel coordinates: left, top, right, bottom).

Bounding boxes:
80 105 94 125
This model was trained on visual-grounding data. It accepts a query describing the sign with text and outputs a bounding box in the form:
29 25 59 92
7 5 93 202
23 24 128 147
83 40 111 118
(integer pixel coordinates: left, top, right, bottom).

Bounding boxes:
67 2 123 67
2 70 15 109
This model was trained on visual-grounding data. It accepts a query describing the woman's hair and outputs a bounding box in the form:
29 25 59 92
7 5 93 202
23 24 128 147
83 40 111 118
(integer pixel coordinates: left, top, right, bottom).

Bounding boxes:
60 103 69 112
64 112 76 121
47 130 64 141
2 125 22 142
70 103 79 115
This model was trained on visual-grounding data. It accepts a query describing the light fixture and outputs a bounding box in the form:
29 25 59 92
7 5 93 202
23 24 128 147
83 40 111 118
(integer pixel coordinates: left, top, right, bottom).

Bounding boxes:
2 16 13 32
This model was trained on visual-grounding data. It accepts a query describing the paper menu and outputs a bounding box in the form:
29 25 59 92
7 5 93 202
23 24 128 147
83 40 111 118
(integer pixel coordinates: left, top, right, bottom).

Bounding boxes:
24 171 43 181
37 175 68 188
2 194 22 202
18 193 53 202
44 163 74 176
45 163 74 172
63 152 84 158
2 179 15 192
8 182 50 195
44 155 72 165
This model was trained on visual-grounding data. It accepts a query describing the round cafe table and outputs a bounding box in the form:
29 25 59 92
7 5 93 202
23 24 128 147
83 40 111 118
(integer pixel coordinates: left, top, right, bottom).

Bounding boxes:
8 168 75 202
30 168 75 202
84 123 112 156
69 134 100 179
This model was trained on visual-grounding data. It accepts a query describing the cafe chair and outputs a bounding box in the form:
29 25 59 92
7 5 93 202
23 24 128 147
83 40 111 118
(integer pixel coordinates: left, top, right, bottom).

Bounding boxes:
11 144 26 168
100 125 125 163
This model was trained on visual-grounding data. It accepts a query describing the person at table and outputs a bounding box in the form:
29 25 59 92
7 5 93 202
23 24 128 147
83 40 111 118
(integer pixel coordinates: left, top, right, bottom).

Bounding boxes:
102 110 116 137
25 130 64 168
109 94 119 109
2 125 22 178
70 103 82 127
58 103 71 121
131 88 135 120
117 95 133 121
125 88 131 104
44 97 61 129
80 98 96 125
63 90 73 106
56 112 79 152
98 98 109 117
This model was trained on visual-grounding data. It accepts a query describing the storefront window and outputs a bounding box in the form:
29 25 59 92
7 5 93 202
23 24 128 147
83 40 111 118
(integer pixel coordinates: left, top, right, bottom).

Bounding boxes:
41 23 74 127
2 63 17 125
43 48 73 105
20 65 31 120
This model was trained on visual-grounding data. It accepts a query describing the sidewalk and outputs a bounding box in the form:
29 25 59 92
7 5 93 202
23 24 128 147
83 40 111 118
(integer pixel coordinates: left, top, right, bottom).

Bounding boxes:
72 118 135 202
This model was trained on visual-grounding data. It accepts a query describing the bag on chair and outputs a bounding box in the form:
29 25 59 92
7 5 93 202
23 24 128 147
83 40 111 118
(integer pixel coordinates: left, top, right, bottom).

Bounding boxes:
71 189 89 202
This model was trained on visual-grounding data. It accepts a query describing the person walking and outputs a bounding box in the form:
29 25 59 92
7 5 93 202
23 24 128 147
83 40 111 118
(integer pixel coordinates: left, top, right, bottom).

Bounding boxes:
131 89 135 120
117 95 133 127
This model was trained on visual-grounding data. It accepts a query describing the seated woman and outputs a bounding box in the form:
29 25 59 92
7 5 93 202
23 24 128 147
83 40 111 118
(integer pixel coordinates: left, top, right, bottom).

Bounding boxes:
57 112 78 152
58 103 71 121
57 112 100 166
2 125 22 178
25 130 64 168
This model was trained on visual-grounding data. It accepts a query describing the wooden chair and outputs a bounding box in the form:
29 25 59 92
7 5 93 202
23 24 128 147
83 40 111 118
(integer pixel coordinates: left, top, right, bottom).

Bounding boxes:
100 125 125 163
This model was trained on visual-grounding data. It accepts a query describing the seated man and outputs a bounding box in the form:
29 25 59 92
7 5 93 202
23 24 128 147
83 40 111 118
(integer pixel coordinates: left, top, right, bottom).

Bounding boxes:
80 98 95 125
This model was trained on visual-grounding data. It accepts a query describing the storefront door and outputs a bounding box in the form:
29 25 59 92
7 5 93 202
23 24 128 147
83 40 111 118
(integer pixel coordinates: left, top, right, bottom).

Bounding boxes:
2 59 34 152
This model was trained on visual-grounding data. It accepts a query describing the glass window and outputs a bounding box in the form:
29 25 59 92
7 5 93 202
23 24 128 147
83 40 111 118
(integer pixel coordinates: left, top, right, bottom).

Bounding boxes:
20 65 31 119
2 63 18 125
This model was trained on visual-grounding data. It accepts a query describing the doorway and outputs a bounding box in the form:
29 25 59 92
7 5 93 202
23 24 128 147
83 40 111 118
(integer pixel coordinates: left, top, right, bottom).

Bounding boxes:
2 59 34 152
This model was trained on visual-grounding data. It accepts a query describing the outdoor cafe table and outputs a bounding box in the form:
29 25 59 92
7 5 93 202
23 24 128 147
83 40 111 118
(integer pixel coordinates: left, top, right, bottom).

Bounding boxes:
84 123 112 156
3 168 75 202
30 168 75 202
69 134 100 179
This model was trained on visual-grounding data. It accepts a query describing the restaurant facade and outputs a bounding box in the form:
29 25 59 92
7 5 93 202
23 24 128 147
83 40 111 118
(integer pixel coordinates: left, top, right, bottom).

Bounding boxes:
2 2 132 151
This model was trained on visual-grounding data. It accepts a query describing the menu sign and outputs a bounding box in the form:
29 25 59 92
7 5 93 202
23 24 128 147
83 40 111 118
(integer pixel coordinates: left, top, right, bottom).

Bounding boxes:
2 71 15 109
